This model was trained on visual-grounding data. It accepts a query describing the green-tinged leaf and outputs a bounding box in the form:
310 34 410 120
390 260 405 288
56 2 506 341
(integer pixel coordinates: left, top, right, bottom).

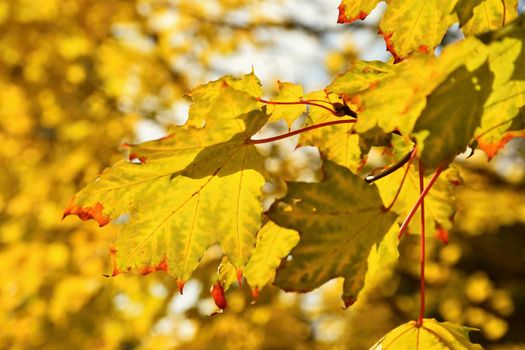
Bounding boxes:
355 38 489 136
370 319 483 350
337 0 381 24
267 81 306 126
244 220 300 292
354 224 399 307
376 165 457 236
459 0 518 36
64 76 270 285
268 160 397 306
414 60 494 171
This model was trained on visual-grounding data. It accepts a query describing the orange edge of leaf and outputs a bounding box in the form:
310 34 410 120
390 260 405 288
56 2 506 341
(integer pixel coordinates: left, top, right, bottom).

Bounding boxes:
477 132 525 160
378 29 402 63
63 198 111 227
337 4 368 24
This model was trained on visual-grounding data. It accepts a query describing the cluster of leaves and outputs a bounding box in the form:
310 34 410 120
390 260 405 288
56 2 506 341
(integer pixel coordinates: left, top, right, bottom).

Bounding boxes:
2 0 364 348
65 0 525 347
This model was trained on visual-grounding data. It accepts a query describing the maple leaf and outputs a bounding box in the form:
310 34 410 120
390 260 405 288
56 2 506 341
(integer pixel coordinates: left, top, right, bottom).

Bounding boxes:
64 74 270 286
370 319 483 350
268 159 397 307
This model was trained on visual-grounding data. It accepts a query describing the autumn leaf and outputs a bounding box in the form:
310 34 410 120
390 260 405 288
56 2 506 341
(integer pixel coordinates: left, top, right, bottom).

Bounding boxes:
413 60 494 171
370 319 483 350
64 75 270 287
268 159 397 307
337 0 381 24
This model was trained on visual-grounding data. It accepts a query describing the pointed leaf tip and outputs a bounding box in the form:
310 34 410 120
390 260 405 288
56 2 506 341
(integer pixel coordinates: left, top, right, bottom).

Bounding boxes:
211 281 227 310
251 287 260 301
436 226 449 245
343 296 356 309
177 280 185 295
63 199 110 227
236 268 243 287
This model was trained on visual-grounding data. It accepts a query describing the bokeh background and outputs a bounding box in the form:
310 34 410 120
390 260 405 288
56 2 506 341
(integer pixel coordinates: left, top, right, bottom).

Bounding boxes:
1 0 525 349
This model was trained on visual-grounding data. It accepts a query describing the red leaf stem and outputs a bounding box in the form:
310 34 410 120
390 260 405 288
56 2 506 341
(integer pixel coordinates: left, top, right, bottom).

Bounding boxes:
416 161 426 327
246 119 356 144
256 97 337 115
398 166 444 239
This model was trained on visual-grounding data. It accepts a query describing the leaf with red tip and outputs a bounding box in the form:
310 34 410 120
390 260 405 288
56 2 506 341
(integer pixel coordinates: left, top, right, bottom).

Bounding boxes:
211 281 227 310
337 0 381 24
66 73 269 286
177 279 185 295
477 131 525 160
436 226 449 245
251 287 260 301
474 33 525 159
236 268 243 287
268 159 397 306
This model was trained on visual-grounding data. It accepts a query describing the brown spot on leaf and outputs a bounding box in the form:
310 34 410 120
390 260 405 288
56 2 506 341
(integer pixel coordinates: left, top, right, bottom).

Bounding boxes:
129 152 147 164
211 281 227 310
418 45 430 54
155 257 169 272
140 266 155 276
63 198 110 227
